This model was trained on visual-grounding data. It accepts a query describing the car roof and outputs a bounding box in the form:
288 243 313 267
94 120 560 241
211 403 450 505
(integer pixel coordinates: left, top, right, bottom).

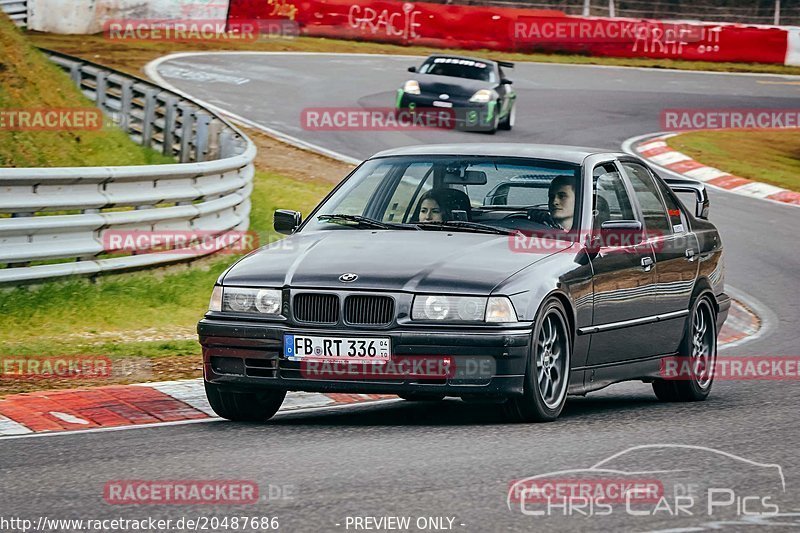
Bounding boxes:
370 143 628 165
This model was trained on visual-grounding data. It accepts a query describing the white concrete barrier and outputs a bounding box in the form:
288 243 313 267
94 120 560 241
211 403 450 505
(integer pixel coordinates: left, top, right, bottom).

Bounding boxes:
786 27 800 66
28 0 230 34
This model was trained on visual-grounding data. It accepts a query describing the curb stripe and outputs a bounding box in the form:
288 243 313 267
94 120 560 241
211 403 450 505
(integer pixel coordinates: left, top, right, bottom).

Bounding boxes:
0 383 396 437
683 167 729 182
729 181 786 198
707 175 752 189
766 190 800 205
663 159 705 174
649 151 691 166
633 134 799 208
0 414 32 435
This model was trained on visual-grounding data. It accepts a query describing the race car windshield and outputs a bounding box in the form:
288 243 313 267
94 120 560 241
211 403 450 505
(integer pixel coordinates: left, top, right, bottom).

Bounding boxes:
419 58 496 82
306 156 582 236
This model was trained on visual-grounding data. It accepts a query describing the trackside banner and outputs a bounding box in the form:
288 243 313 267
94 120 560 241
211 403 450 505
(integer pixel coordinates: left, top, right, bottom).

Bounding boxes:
227 0 794 65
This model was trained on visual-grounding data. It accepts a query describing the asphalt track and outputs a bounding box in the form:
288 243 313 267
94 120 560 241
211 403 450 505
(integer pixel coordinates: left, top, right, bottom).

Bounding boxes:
2 53 800 532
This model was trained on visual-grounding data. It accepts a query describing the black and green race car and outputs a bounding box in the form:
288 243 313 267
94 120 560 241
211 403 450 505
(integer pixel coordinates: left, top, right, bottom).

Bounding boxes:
396 54 516 134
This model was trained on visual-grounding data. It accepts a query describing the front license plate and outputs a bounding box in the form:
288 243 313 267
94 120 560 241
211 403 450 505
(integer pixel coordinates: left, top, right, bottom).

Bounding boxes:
284 335 391 362
432 101 453 108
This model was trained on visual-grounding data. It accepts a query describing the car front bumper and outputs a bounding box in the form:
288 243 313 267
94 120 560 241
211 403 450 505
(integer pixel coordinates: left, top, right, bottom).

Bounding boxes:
198 318 530 397
396 91 498 131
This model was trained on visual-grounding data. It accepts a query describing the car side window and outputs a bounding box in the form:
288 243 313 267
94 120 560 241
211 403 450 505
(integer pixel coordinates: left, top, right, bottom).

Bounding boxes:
593 163 635 229
653 175 687 233
621 162 672 236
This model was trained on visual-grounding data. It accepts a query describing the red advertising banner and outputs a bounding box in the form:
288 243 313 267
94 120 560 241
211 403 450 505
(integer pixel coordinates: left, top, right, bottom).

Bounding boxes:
228 0 790 64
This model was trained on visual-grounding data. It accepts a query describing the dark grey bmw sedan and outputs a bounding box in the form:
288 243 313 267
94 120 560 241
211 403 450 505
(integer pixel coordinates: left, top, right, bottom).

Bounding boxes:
198 144 729 423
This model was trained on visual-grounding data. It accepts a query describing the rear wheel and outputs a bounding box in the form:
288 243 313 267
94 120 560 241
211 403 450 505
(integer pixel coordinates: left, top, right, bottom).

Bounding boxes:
652 296 717 402
398 393 446 401
504 299 571 422
205 382 286 422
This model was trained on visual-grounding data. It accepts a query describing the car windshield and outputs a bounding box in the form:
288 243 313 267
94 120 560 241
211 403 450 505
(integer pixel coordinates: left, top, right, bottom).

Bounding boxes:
304 156 582 236
419 57 496 82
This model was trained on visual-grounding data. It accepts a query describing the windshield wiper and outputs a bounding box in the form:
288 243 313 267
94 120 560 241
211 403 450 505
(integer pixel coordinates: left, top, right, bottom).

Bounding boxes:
317 214 418 230
417 221 518 236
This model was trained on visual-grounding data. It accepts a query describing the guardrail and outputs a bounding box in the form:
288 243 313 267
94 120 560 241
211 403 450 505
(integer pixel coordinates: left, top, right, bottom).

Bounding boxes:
0 0 27 26
0 50 256 284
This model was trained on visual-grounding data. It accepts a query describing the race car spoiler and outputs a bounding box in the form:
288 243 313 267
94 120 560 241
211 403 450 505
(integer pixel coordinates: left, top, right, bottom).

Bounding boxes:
496 60 515 68
663 175 710 219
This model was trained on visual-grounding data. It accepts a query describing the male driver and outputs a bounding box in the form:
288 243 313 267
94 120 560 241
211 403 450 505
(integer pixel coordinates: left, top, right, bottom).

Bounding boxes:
529 175 576 231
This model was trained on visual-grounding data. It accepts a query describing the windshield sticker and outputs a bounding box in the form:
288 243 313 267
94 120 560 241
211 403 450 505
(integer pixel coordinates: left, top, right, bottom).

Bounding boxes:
433 57 487 68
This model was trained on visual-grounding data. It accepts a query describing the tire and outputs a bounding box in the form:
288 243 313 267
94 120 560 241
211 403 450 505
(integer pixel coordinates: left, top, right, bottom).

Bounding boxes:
498 103 515 131
204 382 286 422
652 296 717 402
398 393 446 402
504 298 571 422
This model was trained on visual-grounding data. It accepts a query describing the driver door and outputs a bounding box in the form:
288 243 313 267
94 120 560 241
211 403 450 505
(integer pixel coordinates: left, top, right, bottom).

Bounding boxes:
586 162 659 366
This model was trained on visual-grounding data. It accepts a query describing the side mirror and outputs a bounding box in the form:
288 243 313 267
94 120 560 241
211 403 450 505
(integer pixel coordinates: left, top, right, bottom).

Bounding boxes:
408 66 417 73
598 220 644 247
500 78 513 85
274 209 302 235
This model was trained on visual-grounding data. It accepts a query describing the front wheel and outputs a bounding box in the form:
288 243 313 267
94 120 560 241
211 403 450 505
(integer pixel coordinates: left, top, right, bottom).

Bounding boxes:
652 296 717 402
498 103 515 131
504 299 571 422
205 382 286 422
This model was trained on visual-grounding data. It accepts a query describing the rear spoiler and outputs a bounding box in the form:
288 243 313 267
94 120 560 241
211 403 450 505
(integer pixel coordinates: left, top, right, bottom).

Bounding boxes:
663 175 710 219
496 60 515 68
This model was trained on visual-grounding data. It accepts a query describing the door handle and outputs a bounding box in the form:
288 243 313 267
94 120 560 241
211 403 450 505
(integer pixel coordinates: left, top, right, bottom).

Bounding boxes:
685 249 696 262
641 256 654 272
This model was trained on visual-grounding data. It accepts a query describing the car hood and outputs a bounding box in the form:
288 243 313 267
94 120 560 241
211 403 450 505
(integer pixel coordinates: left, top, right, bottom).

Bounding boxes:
222 230 566 294
411 74 495 98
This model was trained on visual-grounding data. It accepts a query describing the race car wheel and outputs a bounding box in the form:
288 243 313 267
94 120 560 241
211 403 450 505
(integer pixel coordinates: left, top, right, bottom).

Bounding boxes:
504 298 571 422
398 393 446 401
205 382 286 422
652 295 717 402
499 103 515 131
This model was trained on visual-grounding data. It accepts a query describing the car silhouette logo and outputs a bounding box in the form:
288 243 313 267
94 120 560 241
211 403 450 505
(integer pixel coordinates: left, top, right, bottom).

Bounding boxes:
339 273 358 283
439 94 450 100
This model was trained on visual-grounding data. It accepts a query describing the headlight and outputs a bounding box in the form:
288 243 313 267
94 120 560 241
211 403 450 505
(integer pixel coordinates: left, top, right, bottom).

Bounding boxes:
486 296 517 323
208 286 223 312
469 89 495 103
411 295 517 322
403 80 421 95
221 287 282 316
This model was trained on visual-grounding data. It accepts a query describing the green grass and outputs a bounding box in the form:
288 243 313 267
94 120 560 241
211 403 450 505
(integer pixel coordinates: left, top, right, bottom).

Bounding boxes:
0 169 332 354
0 14 174 167
667 130 800 192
